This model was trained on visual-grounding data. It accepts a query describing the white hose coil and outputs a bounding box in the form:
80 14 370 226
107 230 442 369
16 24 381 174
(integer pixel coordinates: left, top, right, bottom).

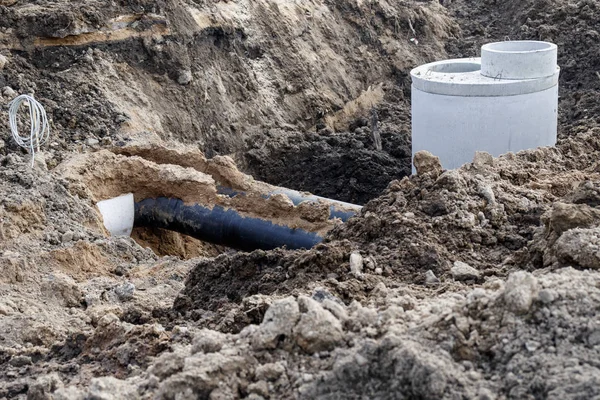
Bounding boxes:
8 94 50 167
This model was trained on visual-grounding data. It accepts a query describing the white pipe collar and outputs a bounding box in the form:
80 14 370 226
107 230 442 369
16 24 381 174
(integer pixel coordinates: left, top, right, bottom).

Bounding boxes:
97 193 135 237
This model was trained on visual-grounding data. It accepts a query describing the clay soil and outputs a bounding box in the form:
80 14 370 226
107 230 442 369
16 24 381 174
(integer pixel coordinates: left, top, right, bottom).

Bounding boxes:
1 0 600 399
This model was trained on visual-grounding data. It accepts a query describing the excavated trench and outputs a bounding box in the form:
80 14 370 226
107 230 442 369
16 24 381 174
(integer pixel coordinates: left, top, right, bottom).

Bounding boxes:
55 143 360 259
2 0 600 398
0 0 451 204
240 85 413 204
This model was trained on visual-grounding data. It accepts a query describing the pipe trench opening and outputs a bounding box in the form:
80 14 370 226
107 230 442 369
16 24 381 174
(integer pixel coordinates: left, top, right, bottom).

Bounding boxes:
58 146 361 260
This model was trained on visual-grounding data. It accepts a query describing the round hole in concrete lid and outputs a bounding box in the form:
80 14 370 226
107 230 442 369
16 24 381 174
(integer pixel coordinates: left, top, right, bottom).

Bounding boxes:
481 40 558 79
428 61 481 73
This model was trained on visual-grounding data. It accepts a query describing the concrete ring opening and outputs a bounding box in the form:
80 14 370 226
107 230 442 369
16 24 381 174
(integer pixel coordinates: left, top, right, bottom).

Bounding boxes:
481 40 558 79
482 40 555 53
428 61 481 73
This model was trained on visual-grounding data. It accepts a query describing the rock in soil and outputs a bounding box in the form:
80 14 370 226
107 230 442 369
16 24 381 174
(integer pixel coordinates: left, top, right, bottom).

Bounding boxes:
451 261 481 281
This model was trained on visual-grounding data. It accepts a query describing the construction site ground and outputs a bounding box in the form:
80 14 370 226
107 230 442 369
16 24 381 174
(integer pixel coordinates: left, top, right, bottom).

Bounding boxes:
1 0 600 398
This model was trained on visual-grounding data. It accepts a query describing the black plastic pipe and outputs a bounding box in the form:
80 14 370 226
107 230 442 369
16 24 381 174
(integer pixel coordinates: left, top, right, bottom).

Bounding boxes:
134 197 323 251
216 186 361 222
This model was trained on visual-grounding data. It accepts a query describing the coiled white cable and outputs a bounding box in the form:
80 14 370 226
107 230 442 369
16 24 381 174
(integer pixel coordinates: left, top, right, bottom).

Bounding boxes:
8 94 50 167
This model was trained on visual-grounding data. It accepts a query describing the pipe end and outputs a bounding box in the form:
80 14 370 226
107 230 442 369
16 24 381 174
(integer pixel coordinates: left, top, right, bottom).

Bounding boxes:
97 193 135 236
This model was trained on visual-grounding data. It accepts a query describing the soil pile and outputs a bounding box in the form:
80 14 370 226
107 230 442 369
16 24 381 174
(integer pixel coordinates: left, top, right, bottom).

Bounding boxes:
175 131 600 321
29 268 600 400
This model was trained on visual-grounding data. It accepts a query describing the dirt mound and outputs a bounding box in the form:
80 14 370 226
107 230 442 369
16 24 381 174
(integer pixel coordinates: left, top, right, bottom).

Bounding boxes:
30 267 600 400
333 133 600 279
173 243 351 321
0 151 178 391
176 133 600 316
74 136 600 397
